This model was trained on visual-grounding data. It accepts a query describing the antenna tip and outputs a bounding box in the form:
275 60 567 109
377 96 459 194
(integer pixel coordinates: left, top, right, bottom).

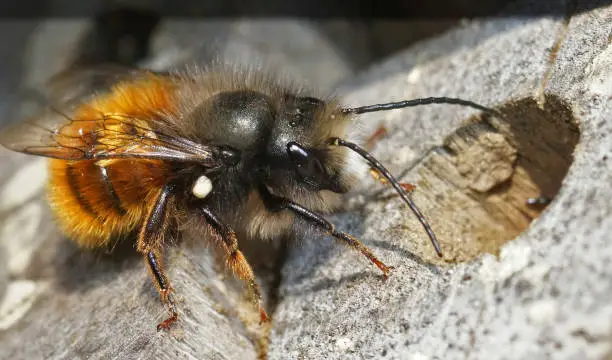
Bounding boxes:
431 238 443 257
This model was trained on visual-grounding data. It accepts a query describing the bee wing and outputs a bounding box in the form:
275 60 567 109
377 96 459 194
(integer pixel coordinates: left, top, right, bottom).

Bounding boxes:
0 108 218 166
0 66 218 167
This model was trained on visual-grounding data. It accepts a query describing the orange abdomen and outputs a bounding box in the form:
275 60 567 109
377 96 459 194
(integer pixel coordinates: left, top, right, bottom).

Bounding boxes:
48 158 171 247
47 73 179 247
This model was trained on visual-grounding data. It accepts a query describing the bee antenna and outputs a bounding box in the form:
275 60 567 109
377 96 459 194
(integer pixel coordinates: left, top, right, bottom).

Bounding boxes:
341 97 499 116
329 137 443 257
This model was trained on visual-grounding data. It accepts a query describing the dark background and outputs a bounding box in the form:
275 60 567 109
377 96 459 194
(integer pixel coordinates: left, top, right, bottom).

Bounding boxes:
0 0 588 17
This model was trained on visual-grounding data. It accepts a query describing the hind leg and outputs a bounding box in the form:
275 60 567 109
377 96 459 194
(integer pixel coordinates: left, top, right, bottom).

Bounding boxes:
145 249 178 331
137 184 178 331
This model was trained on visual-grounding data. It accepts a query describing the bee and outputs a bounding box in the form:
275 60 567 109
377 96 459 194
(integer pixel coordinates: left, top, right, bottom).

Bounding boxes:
0 64 495 331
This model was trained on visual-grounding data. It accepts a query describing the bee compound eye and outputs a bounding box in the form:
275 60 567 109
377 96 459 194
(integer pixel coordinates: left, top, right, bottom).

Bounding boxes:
287 142 309 165
286 142 326 185
192 175 213 199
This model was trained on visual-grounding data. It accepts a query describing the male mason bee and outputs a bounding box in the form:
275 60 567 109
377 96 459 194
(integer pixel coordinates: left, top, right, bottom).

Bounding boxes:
0 64 494 331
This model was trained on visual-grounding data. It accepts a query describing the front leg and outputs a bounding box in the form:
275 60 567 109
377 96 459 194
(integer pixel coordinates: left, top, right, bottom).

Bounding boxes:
137 184 178 331
258 185 393 278
369 168 415 193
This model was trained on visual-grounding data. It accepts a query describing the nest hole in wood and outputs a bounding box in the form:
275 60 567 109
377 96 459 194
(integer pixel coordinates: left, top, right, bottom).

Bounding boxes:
409 94 579 264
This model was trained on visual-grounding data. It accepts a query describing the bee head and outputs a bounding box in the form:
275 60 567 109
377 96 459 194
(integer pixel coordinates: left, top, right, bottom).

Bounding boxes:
263 94 354 197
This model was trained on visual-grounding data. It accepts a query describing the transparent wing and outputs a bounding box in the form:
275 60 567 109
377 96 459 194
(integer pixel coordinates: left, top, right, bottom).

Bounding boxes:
0 66 217 167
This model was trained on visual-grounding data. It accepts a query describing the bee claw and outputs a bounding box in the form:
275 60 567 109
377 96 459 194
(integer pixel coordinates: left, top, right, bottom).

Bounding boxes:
400 183 415 192
156 314 178 332
382 265 395 280
156 316 176 331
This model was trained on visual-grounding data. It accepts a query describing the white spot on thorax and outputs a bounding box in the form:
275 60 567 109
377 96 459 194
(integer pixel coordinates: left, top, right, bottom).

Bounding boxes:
192 175 213 199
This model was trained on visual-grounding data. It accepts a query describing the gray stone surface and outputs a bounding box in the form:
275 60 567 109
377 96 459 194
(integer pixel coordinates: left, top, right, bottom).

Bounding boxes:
0 243 6 310
1 1 611 359
268 1 612 360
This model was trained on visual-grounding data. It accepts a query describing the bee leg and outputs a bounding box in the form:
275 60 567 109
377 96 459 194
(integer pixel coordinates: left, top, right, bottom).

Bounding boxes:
259 186 393 279
145 250 178 331
364 126 414 192
137 184 178 331
369 168 415 192
199 207 269 323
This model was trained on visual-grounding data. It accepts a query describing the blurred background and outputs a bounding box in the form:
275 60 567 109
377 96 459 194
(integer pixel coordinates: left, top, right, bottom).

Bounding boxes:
2 1 610 359
0 0 556 130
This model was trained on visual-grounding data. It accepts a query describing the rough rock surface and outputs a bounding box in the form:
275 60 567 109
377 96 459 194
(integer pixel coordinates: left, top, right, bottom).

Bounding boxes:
0 1 611 359
269 1 612 359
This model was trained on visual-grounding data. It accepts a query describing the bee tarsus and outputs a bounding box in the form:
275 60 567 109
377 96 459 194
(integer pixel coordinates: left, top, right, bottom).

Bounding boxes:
369 168 416 193
199 205 268 323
